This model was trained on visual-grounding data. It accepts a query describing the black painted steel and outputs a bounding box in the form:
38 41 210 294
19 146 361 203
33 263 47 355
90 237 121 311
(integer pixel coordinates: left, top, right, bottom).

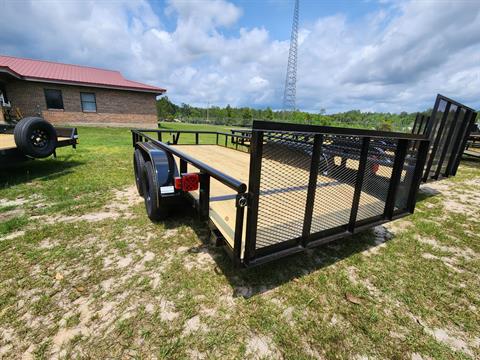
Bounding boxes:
302 134 323 243
416 94 477 181
384 139 408 219
199 172 210 220
244 130 264 265
348 137 370 232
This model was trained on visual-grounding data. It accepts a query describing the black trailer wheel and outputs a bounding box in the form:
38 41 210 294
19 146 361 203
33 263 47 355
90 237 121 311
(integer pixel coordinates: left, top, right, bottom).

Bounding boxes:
133 149 146 197
142 161 170 221
14 117 58 158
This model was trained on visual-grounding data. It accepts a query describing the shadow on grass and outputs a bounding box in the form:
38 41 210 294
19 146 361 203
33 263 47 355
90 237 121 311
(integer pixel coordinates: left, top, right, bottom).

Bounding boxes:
416 186 441 203
162 204 396 299
0 155 84 188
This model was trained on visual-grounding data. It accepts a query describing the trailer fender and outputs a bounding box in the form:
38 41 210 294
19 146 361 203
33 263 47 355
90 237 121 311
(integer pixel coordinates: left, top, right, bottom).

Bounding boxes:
135 142 179 192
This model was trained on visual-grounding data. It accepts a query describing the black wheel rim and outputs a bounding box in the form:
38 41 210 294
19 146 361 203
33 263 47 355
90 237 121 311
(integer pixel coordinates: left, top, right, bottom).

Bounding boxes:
30 129 49 148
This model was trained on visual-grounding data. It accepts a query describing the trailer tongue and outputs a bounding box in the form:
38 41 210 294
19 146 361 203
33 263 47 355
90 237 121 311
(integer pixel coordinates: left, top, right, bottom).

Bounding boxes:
131 94 476 268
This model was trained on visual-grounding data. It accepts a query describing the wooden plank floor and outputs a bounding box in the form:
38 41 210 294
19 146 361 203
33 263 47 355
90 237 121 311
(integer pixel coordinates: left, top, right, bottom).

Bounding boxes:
174 145 388 256
0 134 70 150
0 134 18 150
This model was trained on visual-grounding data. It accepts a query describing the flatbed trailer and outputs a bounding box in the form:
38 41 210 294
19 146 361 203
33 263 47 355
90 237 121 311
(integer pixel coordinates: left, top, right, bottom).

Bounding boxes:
464 133 480 159
132 122 429 268
1 118 78 165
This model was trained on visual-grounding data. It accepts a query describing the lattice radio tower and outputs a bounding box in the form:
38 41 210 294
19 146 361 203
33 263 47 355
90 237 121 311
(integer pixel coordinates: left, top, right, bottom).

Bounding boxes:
282 0 299 114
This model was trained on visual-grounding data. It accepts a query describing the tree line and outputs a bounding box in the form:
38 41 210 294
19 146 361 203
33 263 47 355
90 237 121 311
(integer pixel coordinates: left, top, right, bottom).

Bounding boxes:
156 96 430 132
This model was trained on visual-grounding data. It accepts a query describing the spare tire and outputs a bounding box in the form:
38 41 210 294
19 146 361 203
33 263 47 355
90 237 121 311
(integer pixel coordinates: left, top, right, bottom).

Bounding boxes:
14 117 57 158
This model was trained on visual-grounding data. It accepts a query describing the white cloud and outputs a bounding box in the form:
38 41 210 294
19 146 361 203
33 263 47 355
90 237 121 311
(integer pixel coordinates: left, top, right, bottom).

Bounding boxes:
0 0 479 113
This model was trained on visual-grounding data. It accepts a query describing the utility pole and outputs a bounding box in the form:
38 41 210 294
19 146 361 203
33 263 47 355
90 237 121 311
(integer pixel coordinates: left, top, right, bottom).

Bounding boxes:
282 0 299 118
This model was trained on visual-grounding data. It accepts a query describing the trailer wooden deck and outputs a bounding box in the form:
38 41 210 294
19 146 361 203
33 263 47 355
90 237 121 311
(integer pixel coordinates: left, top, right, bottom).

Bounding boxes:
0 134 18 150
175 145 386 256
0 133 71 151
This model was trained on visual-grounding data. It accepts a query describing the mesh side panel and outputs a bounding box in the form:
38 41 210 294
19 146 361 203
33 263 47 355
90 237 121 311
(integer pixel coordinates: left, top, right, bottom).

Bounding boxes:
255 132 313 249
395 140 418 210
429 104 458 177
310 135 361 233
441 108 466 175
356 139 396 221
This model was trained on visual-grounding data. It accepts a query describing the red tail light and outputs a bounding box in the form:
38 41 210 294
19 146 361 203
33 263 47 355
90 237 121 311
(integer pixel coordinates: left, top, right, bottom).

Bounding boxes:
174 177 183 190
174 173 199 192
372 163 379 173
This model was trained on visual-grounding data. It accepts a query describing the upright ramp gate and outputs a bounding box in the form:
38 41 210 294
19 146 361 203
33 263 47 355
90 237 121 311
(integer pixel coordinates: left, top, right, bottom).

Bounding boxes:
412 94 477 181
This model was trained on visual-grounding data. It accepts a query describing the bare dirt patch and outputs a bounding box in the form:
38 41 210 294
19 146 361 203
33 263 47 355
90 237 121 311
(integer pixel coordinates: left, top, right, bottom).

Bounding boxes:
0 197 28 207
245 333 282 359
158 299 179 322
416 236 477 260
184 247 216 271
32 186 143 225
424 327 476 357
420 253 464 273
0 208 24 221
182 315 207 336
51 297 93 358
0 230 25 242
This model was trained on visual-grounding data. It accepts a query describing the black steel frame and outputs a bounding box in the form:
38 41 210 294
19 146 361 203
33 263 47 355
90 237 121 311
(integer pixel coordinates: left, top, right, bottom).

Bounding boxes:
132 122 429 268
411 94 478 181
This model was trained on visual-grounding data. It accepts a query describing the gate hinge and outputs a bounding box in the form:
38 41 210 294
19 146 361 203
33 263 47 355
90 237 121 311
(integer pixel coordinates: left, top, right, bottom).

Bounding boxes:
236 193 249 208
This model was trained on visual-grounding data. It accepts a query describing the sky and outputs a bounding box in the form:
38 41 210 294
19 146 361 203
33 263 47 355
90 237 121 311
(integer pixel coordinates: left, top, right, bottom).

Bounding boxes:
0 0 479 114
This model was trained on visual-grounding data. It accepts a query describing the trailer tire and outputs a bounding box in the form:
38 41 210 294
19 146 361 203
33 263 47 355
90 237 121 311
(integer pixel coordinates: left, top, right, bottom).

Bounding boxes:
142 161 170 221
14 117 57 158
133 149 146 197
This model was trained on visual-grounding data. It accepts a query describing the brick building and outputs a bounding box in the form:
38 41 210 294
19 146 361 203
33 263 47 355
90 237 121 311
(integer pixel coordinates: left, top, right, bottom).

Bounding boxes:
0 55 165 125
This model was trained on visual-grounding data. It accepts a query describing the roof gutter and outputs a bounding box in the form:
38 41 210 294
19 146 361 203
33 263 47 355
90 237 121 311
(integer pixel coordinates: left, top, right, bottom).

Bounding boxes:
0 67 23 79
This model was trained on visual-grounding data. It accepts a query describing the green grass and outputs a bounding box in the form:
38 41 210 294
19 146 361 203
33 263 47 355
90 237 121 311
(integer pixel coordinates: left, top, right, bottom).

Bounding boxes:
0 124 479 359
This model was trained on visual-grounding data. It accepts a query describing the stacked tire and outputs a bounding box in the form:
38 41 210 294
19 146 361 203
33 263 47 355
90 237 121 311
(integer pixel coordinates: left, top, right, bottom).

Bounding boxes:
14 117 58 158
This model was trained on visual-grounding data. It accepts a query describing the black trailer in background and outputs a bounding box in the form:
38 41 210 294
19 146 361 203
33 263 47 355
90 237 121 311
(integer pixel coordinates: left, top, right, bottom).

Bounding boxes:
1 123 77 165
464 133 480 159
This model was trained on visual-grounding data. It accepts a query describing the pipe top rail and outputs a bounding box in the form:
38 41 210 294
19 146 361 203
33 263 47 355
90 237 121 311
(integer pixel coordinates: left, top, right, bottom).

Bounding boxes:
252 121 428 141
133 128 251 140
132 129 247 193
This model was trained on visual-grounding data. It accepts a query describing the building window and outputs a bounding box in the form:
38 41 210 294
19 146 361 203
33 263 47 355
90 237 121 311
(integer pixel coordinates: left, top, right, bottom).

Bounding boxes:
44 89 64 110
80 92 97 112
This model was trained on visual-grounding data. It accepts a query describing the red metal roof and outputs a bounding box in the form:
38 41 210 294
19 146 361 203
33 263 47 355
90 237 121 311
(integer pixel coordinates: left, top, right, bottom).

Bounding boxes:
0 55 166 94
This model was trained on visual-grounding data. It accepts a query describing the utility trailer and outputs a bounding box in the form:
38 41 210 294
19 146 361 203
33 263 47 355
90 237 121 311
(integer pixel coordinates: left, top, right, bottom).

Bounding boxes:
463 129 480 159
1 117 78 166
132 122 429 268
